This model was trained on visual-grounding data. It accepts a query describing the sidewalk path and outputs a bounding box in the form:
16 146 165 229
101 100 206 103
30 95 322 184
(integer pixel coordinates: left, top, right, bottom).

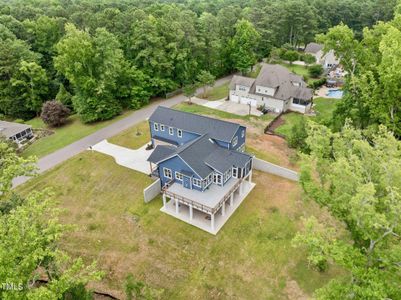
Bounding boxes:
13 75 233 187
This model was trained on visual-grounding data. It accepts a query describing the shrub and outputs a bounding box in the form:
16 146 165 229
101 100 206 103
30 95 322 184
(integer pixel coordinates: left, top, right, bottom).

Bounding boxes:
282 50 299 64
309 78 327 89
302 53 316 65
308 64 324 77
40 100 70 127
287 117 309 153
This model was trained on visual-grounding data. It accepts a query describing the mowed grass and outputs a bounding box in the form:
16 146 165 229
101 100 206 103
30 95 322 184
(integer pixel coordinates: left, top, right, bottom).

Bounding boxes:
197 82 229 101
23 111 132 158
280 63 309 77
17 151 343 299
275 97 340 138
108 121 150 149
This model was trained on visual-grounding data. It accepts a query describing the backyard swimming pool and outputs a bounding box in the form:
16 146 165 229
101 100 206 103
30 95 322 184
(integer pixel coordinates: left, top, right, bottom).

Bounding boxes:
326 89 344 99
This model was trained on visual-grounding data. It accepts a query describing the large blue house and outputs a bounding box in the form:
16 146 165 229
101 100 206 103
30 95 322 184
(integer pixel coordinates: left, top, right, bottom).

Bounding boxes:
147 106 255 234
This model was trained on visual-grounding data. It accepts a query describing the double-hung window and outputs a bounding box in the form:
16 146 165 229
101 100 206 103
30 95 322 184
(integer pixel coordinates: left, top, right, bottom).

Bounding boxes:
175 172 183 181
241 130 245 138
154 123 159 131
193 178 201 187
169 127 174 135
163 168 172 179
213 173 222 185
232 167 238 178
177 129 182 138
160 124 165 131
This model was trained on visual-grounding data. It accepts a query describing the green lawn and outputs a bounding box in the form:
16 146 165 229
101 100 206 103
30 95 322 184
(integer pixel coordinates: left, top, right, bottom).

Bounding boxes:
197 82 229 101
274 97 340 138
108 121 150 149
280 63 309 77
23 111 132 158
17 151 343 299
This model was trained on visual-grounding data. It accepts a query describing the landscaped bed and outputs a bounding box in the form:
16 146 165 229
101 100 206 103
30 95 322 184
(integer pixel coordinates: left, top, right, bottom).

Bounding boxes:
17 151 343 299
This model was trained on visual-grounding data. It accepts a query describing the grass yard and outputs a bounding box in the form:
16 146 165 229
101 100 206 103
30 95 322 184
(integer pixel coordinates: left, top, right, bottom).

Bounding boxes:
280 63 309 77
275 97 340 138
197 82 229 101
108 121 150 149
17 151 343 299
23 111 133 158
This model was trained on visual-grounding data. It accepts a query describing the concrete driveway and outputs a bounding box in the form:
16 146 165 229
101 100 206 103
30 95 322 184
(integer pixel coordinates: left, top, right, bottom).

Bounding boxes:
193 98 262 116
92 140 153 174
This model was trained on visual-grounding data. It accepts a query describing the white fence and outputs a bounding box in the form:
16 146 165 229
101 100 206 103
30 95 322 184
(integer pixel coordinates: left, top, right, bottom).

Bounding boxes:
253 158 299 181
143 179 161 203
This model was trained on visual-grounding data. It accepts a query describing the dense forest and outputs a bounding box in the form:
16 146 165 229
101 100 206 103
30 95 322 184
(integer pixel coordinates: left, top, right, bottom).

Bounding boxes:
0 0 397 122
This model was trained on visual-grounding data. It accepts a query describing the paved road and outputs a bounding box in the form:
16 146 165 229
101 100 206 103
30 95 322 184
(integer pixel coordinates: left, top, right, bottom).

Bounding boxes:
13 75 233 187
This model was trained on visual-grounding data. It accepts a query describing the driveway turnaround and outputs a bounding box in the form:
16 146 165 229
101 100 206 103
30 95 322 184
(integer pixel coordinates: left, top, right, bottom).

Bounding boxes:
192 98 262 116
92 140 153 174
12 75 233 188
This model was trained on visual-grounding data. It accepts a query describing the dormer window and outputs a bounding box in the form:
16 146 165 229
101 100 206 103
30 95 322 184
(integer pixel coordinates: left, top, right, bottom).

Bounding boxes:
160 124 165 131
154 123 159 131
177 129 182 138
169 127 174 135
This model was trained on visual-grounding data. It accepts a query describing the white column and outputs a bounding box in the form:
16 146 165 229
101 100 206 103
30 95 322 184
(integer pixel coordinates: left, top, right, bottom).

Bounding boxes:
211 213 215 231
248 170 252 183
162 193 166 207
189 205 193 221
230 193 234 206
175 198 179 214
239 182 243 195
222 201 225 216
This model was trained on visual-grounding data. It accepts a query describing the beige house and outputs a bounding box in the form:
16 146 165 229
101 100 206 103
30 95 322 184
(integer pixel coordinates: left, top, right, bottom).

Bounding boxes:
0 121 34 147
305 42 339 69
229 64 313 114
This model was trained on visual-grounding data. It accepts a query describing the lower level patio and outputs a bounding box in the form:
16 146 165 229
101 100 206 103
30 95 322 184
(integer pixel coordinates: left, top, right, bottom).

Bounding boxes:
160 173 255 234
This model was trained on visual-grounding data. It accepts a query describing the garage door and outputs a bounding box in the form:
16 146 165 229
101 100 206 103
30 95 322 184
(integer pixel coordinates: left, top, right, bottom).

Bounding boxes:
230 94 239 103
240 97 257 107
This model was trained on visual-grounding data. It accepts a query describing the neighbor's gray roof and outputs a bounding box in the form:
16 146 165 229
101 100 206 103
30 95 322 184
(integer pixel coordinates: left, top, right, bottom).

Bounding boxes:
149 106 241 142
147 134 252 178
229 75 255 90
0 121 31 138
305 42 323 54
249 64 312 100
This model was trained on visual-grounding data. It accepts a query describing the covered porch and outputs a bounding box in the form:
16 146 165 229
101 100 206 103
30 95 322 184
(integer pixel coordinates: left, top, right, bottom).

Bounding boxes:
160 171 255 234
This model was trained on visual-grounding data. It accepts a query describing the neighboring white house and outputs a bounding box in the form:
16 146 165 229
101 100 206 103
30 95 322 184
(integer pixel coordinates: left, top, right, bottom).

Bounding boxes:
305 42 339 69
229 64 313 114
0 121 34 147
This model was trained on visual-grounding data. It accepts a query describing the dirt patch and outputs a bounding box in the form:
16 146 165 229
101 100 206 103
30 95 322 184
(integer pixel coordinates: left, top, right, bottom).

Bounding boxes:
268 115 286 133
284 280 309 300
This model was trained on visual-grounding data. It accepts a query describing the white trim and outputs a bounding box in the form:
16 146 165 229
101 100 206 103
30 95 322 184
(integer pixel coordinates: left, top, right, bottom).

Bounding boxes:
177 129 183 138
169 127 174 135
232 136 238 147
163 167 172 179
160 124 165 131
241 129 245 138
213 173 222 185
154 123 159 131
192 178 202 187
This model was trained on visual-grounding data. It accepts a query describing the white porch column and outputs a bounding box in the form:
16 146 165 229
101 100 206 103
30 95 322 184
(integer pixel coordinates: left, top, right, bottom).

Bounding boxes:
230 193 234 206
189 205 193 221
248 170 252 183
239 182 243 195
162 193 166 207
211 213 215 231
175 198 179 214
222 201 225 216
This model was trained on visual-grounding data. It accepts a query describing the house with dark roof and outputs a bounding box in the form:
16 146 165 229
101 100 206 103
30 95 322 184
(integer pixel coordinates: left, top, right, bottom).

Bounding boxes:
305 42 339 69
0 121 34 147
147 106 255 234
229 64 313 114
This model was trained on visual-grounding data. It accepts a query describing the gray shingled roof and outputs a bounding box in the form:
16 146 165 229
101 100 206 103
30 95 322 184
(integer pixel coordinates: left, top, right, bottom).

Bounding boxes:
147 134 253 179
248 64 313 101
147 145 176 164
0 121 31 139
229 75 255 90
305 42 323 54
149 106 240 142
